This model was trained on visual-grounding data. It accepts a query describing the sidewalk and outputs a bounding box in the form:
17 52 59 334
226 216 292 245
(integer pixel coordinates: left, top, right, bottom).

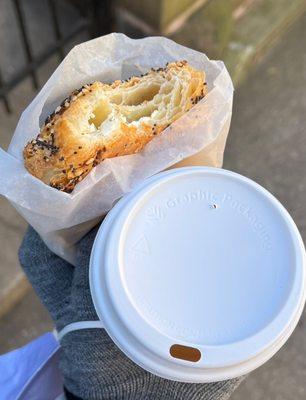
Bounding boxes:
1 8 306 400
228 13 306 400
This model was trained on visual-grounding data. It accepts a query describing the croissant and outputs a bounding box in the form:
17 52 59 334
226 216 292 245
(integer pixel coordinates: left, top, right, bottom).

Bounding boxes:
24 60 206 192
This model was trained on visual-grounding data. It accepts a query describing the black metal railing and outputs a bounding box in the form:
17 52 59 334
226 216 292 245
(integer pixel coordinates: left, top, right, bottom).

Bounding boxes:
0 0 113 113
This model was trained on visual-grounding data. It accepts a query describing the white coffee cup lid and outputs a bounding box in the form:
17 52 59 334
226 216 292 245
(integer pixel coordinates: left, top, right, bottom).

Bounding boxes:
90 167 306 382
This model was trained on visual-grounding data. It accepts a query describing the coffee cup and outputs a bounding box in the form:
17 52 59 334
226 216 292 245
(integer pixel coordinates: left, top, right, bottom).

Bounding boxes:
90 167 306 382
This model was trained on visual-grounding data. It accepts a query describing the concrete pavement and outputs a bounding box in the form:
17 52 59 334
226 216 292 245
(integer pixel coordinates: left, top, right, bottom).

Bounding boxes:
227 13 306 400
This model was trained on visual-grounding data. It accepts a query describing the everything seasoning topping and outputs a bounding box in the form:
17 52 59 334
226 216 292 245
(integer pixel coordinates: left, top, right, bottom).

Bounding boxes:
190 92 206 105
30 138 59 155
43 82 94 127
28 61 205 194
122 60 186 83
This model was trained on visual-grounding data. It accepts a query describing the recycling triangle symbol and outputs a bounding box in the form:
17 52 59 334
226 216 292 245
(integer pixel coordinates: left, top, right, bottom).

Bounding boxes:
132 235 150 255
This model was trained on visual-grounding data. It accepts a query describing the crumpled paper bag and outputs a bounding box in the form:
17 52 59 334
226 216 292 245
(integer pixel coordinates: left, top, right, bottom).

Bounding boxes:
0 33 233 265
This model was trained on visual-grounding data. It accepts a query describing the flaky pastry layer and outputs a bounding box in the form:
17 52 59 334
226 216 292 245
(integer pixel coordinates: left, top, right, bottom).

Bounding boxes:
24 61 206 192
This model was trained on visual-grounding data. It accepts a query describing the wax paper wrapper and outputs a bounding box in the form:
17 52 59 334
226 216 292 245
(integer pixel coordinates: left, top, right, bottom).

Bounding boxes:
0 33 233 265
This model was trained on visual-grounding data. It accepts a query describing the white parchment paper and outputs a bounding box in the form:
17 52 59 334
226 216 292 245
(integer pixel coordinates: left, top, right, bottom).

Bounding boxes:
0 33 233 264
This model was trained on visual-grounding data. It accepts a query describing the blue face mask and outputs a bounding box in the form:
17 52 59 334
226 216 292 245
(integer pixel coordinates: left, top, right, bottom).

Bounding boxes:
0 332 63 399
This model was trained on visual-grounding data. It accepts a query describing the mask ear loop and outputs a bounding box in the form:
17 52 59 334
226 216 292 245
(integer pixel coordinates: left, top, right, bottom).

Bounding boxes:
57 321 104 341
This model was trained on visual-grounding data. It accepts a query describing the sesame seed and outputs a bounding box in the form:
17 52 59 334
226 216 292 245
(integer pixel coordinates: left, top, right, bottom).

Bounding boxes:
85 157 95 165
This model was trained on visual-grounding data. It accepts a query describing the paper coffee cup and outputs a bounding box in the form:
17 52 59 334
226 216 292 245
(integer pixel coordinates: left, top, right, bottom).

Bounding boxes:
90 167 306 382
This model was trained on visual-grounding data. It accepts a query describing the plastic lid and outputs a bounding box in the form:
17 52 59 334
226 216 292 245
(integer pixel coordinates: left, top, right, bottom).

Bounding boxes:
90 167 306 382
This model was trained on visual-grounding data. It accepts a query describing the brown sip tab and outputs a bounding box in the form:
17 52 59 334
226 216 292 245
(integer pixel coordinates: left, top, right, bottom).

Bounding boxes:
170 344 201 362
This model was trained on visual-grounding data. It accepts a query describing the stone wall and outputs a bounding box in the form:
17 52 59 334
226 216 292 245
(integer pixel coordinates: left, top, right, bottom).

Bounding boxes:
114 0 306 84
115 0 246 58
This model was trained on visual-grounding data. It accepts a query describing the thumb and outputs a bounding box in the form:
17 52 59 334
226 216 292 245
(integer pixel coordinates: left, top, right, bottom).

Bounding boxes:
19 226 74 330
69 224 100 322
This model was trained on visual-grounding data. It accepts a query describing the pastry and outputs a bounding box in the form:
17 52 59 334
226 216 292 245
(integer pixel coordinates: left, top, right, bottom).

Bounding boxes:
24 60 207 192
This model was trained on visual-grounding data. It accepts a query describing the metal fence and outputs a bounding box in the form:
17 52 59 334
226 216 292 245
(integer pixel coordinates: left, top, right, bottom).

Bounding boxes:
0 0 113 113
